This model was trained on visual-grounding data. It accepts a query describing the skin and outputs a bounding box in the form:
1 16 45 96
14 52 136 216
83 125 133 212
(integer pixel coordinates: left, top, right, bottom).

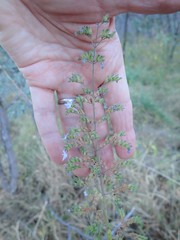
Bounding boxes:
0 0 179 176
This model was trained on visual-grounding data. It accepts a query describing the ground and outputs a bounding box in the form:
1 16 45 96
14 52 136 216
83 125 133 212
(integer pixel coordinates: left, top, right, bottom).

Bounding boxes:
0 29 179 240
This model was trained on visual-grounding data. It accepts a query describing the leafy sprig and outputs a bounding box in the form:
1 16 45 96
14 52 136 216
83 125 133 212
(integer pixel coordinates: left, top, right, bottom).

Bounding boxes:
61 16 143 240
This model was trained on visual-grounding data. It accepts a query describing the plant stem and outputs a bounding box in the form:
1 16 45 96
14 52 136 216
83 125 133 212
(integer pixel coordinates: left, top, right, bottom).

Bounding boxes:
91 28 109 231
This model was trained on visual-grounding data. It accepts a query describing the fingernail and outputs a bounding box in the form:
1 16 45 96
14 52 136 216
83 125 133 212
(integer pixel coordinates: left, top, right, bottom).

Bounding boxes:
62 149 68 161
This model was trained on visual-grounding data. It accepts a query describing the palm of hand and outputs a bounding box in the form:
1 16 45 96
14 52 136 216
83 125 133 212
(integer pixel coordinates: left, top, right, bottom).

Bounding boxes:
1 1 135 176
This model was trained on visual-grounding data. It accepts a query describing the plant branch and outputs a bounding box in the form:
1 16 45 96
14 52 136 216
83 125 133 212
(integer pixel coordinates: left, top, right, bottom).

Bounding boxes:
48 205 94 240
0 98 18 193
102 207 135 239
91 26 110 230
0 67 32 107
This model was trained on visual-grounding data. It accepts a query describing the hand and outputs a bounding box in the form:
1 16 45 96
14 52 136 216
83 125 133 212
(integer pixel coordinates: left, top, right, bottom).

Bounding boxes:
4 0 171 176
1 0 179 176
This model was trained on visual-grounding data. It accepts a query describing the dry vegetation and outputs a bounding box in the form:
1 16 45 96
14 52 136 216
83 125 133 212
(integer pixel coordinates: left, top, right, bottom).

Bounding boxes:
0 20 180 240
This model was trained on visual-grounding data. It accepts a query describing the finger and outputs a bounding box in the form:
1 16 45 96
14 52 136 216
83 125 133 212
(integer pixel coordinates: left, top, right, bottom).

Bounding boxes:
99 144 115 174
104 77 136 159
59 95 114 176
58 96 80 134
58 95 90 177
68 147 90 177
83 101 109 139
30 87 64 164
83 100 114 169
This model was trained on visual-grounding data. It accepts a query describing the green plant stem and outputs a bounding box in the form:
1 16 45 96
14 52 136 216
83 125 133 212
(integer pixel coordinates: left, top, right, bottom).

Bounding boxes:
91 33 109 230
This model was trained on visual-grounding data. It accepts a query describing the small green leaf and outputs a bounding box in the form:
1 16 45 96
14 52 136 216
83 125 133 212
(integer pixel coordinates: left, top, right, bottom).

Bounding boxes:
122 159 132 167
114 197 122 207
128 184 138 192
79 147 87 155
68 73 83 84
83 87 92 94
66 157 81 171
91 165 101 176
72 176 85 187
105 74 121 84
64 143 74 151
115 173 122 182
90 130 99 140
96 54 105 63
100 29 115 39
137 235 148 240
119 131 126 137
94 97 105 105
133 216 143 226
107 229 112 240
65 107 77 114
107 104 124 114
116 139 131 149
83 132 91 143
75 95 84 108
80 51 94 63
85 223 99 235
80 114 90 123
101 114 110 122
102 14 110 23
119 208 125 219
71 205 82 215
76 26 93 37
79 51 104 64
98 86 108 95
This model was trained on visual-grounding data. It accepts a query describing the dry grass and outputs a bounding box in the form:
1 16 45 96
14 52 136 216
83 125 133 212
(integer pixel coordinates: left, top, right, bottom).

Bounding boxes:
0 114 179 240
0 35 180 240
